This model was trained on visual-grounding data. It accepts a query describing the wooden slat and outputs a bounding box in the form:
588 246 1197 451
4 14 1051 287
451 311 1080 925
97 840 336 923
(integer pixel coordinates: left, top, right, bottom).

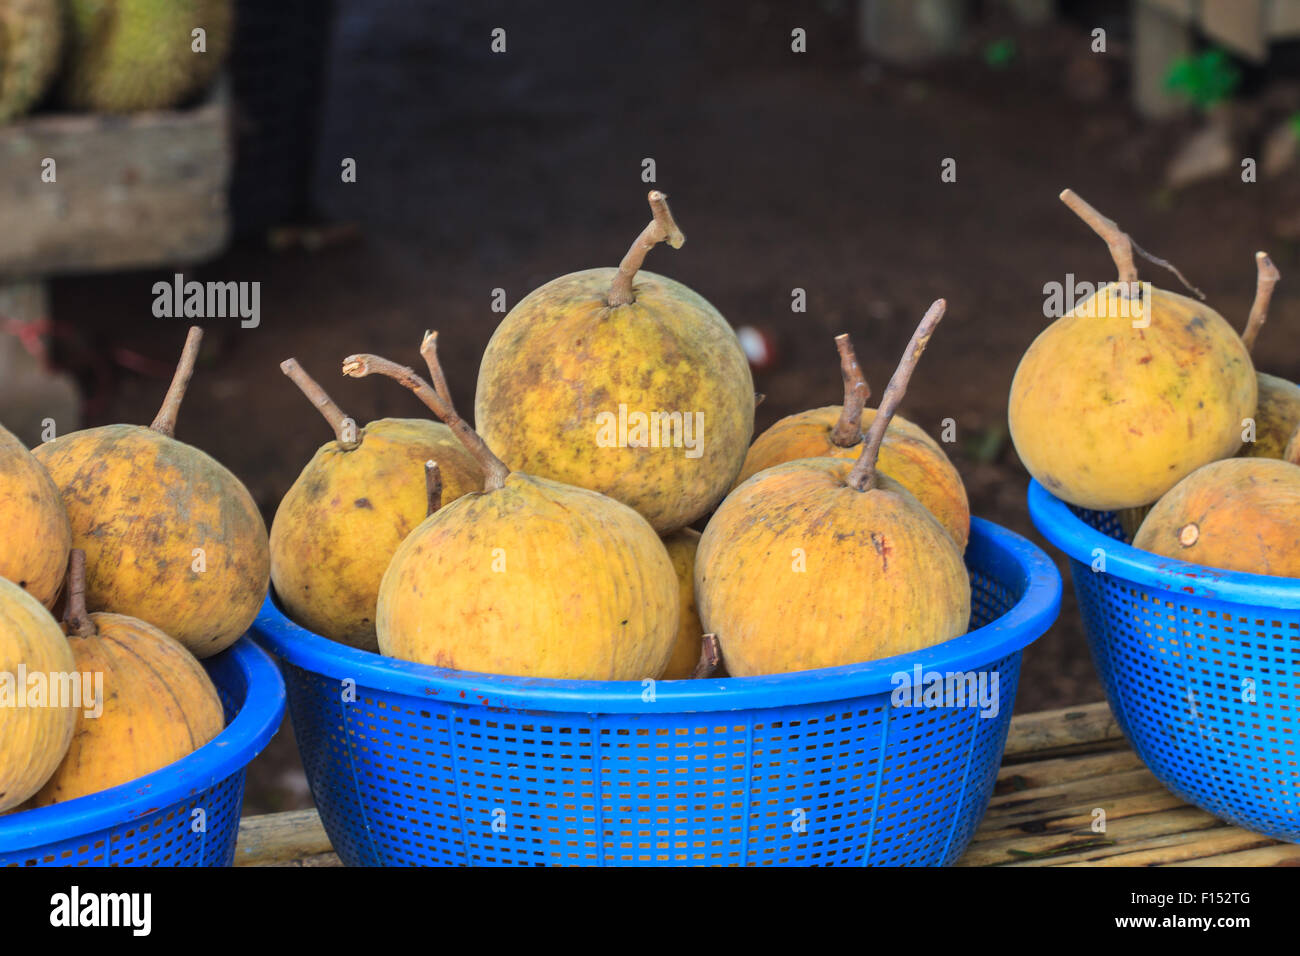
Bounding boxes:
1166 844 1300 866
1002 701 1124 760
1053 828 1296 866
234 809 334 867
957 806 1226 866
0 81 230 277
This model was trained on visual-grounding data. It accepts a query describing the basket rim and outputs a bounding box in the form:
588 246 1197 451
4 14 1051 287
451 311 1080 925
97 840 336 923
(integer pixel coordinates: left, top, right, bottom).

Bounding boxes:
0 636 286 855
252 515 1062 713
1027 479 1300 608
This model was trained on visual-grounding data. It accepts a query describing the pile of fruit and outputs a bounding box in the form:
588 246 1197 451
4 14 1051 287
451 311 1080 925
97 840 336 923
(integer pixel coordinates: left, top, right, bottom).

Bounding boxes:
0 0 231 123
1010 189 1300 576
0 327 267 814
271 191 973 680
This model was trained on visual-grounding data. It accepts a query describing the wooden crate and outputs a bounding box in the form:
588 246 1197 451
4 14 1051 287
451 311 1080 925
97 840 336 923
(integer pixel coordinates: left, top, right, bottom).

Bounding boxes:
0 81 231 279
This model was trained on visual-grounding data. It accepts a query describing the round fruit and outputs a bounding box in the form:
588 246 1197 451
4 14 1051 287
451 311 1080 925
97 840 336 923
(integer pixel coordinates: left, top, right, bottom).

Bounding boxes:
734 333 970 550
0 422 71 607
697 300 970 676
0 0 62 123
270 354 482 651
660 528 705 679
474 191 755 533
33 327 270 658
0 574 75 812
343 334 679 679
1009 190 1256 511
1132 458 1300 577
63 0 233 113
30 551 224 806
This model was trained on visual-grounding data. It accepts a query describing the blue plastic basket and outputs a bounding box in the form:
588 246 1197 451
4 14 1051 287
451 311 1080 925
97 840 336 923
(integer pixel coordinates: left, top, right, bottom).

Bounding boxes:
0 637 286 866
1027 479 1300 842
253 516 1060 866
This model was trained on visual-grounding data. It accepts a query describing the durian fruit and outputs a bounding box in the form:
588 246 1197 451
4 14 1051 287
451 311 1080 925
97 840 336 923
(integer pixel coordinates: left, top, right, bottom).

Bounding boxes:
62 0 232 113
0 0 63 124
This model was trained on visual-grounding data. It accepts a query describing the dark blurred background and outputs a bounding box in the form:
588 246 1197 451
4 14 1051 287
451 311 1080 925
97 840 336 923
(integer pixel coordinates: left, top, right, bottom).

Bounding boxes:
6 0 1300 812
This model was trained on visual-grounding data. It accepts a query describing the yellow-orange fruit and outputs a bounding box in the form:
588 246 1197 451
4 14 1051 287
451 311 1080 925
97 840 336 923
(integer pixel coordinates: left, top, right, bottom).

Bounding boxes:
735 407 969 550
31 329 269 658
271 360 484 651
378 472 678 678
0 423 71 607
660 528 705 679
35 425 269 658
0 577 76 812
1010 191 1257 511
1010 283 1254 511
697 300 970 676
697 459 969 676
474 193 754 534
1241 372 1300 460
1132 458 1300 577
31 612 224 806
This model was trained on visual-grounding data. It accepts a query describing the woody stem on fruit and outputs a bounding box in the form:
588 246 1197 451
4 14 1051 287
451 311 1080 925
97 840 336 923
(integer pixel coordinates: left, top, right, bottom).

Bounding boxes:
830 333 871 447
341 351 511 492
425 460 442 516
847 298 947 493
281 358 361 450
62 549 96 639
1059 188 1204 300
1059 189 1139 287
690 633 722 679
420 331 455 407
607 190 686 307
1241 251 1281 354
150 325 204 437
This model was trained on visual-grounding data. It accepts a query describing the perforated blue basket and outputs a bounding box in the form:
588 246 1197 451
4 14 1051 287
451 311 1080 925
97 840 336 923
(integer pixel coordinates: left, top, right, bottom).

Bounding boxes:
1028 479 1300 842
253 516 1060 866
0 637 285 866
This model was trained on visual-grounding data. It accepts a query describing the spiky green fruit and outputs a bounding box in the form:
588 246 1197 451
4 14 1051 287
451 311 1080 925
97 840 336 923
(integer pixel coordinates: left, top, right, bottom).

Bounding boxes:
0 0 62 124
63 0 232 113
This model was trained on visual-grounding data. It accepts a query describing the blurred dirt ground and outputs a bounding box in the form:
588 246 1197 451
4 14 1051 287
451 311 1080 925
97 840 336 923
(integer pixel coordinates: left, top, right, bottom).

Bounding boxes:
40 1 1300 812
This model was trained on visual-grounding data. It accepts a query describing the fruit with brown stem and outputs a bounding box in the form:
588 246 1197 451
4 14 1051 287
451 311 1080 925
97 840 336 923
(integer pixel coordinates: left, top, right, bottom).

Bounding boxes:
0 423 71 608
1132 458 1300 578
342 333 679 679
1237 253 1300 460
733 332 970 550
32 327 270 658
30 551 224 806
270 353 482 651
474 191 755 534
0 575 75 812
1009 190 1256 511
696 300 971 676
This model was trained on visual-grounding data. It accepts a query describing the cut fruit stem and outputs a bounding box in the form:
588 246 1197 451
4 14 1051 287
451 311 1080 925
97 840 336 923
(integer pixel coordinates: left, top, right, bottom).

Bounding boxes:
150 326 203 436
281 358 360 449
847 299 947 493
608 190 685 307
830 333 871 447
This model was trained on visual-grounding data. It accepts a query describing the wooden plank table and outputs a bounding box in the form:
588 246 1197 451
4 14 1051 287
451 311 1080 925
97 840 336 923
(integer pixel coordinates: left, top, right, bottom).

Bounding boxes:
234 701 1300 867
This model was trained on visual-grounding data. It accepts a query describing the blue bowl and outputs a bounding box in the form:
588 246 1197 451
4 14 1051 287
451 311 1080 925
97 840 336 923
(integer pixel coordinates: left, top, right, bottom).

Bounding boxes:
254 516 1060 866
0 637 286 866
1028 479 1300 842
